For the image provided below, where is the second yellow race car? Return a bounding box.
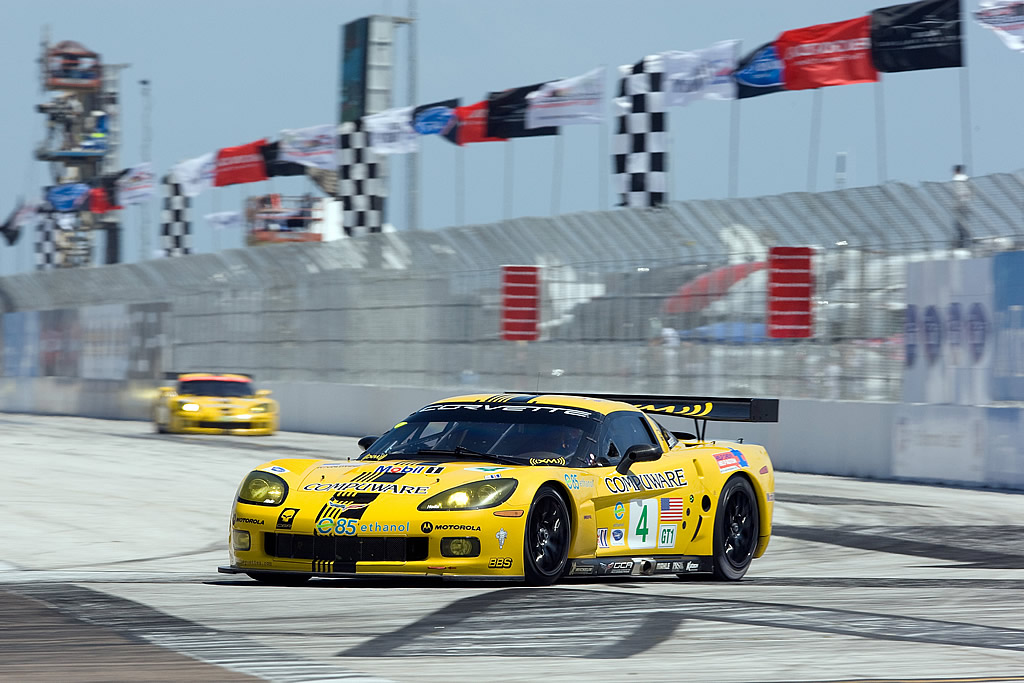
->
[153,372,279,436]
[220,391,777,585]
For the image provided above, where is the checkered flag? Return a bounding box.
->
[613,54,668,208]
[160,174,191,257]
[338,120,384,235]
[34,215,58,271]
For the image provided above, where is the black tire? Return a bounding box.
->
[523,486,570,586]
[153,410,168,434]
[711,476,759,581]
[245,572,311,586]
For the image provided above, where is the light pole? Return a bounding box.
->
[139,78,151,260]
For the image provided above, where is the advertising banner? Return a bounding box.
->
[664,40,740,106]
[413,99,460,144]
[364,106,419,154]
[870,0,962,72]
[975,0,1024,51]
[115,162,156,206]
[777,16,878,90]
[903,258,992,405]
[734,42,785,99]
[46,183,90,212]
[525,67,604,128]
[455,101,506,144]
[171,152,216,198]
[487,84,559,138]
[279,124,338,171]
[214,140,268,187]
[501,265,541,341]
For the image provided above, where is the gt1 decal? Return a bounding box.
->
[374,464,445,475]
[604,468,688,493]
[488,557,513,569]
[496,528,508,549]
[302,482,430,494]
[658,523,676,548]
[597,528,609,548]
[614,502,625,520]
[714,448,749,474]
[628,499,658,549]
[421,404,594,418]
[276,508,299,530]
[316,519,411,535]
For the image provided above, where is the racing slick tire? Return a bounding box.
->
[245,572,311,586]
[711,476,759,581]
[523,486,570,586]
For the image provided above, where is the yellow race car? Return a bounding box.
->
[153,372,278,436]
[220,392,776,585]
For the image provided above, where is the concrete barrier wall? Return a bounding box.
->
[7,376,1021,491]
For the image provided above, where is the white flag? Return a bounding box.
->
[279,124,338,170]
[204,211,243,230]
[363,106,419,154]
[116,162,156,206]
[664,40,740,107]
[975,1,1024,51]
[526,67,605,129]
[171,152,216,198]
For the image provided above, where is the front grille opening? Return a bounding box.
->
[265,533,427,563]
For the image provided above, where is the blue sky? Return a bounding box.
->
[1,0,1019,272]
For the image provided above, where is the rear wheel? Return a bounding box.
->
[152,409,168,434]
[245,572,311,586]
[523,486,570,586]
[712,476,759,581]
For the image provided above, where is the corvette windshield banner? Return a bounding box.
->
[487,83,559,138]
[115,162,156,206]
[734,42,786,99]
[664,40,740,106]
[777,15,878,90]
[870,0,962,72]
[525,67,605,128]
[214,140,268,187]
[364,106,419,154]
[975,1,1024,51]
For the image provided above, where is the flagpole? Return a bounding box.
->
[874,81,888,183]
[551,134,564,215]
[728,99,740,198]
[456,145,464,225]
[959,64,974,172]
[599,63,608,211]
[807,88,823,192]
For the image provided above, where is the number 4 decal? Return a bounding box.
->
[628,499,657,549]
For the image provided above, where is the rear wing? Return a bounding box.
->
[162,371,254,381]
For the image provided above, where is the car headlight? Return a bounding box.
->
[237,471,288,506]
[418,479,518,511]
[179,401,200,412]
[251,403,271,414]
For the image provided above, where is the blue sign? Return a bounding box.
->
[735,44,783,89]
[413,106,456,135]
[923,305,943,365]
[46,183,90,212]
[905,304,918,367]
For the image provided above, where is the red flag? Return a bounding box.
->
[777,16,878,91]
[455,101,506,145]
[214,139,269,187]
[88,187,120,213]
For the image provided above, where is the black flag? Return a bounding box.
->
[486,84,559,139]
[870,0,963,73]
[1,200,25,246]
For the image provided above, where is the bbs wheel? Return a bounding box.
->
[245,572,310,586]
[712,476,759,581]
[524,486,570,586]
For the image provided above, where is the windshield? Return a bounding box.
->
[177,380,255,398]
[362,403,602,467]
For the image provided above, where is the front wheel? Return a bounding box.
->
[523,486,570,586]
[245,572,311,586]
[712,476,759,581]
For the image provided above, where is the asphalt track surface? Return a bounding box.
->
[1,414,1023,683]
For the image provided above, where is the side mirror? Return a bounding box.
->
[256,389,272,397]
[615,444,663,475]
[357,435,379,451]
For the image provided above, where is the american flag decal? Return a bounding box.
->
[659,497,684,522]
